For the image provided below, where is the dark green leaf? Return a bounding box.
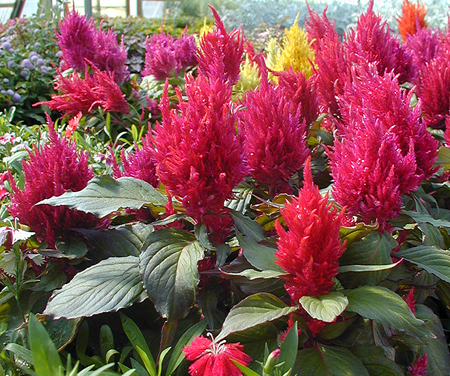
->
[351,345,403,376]
[344,286,427,338]
[339,224,377,246]
[402,210,450,229]
[44,256,145,319]
[216,293,297,341]
[38,176,167,217]
[100,325,114,361]
[278,322,298,374]
[435,146,450,171]
[231,211,264,242]
[395,245,450,283]
[44,317,81,351]
[338,260,401,273]
[299,292,348,323]
[139,228,205,319]
[55,238,88,259]
[294,345,369,376]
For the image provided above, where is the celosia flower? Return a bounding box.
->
[56,10,96,72]
[265,38,281,71]
[37,68,129,116]
[183,335,251,376]
[65,111,82,138]
[405,286,416,314]
[273,14,316,79]
[338,65,438,180]
[153,75,245,226]
[397,0,427,42]
[404,27,441,73]
[234,55,261,96]
[305,5,339,52]
[197,6,244,85]
[241,72,309,194]
[408,354,428,376]
[330,113,420,229]
[113,132,158,188]
[275,157,346,300]
[8,117,106,248]
[416,49,450,128]
[142,29,197,80]
[345,0,415,84]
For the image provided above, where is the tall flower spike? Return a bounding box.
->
[275,157,346,301]
[197,6,244,85]
[183,335,252,376]
[8,117,106,248]
[404,27,441,74]
[397,0,427,42]
[338,65,438,181]
[305,5,339,53]
[330,113,420,229]
[154,75,246,226]
[241,70,309,194]
[345,0,415,84]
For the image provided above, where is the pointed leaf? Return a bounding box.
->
[435,146,450,171]
[278,321,298,374]
[139,228,205,319]
[38,176,167,217]
[216,293,297,341]
[344,286,427,338]
[231,211,264,242]
[338,260,402,273]
[402,210,450,229]
[299,292,348,323]
[44,256,145,319]
[351,345,404,376]
[395,245,450,283]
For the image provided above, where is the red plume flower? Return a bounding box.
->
[8,117,106,248]
[404,27,441,73]
[197,6,244,85]
[183,335,252,376]
[275,157,346,301]
[397,0,428,42]
[241,72,309,194]
[154,75,245,227]
[305,5,339,53]
[408,354,428,376]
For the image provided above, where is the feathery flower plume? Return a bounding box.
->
[154,75,245,226]
[234,55,261,96]
[37,68,129,116]
[273,14,316,79]
[338,65,438,180]
[275,157,346,300]
[305,5,339,52]
[330,113,420,229]
[197,6,244,85]
[241,71,309,194]
[404,27,441,73]
[56,10,96,72]
[408,354,428,376]
[397,0,427,42]
[183,335,252,376]
[142,29,197,80]
[345,0,415,84]
[8,117,106,248]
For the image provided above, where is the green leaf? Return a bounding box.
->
[402,210,450,229]
[221,268,285,280]
[236,232,284,273]
[395,245,450,283]
[37,176,167,217]
[344,286,427,338]
[435,146,450,171]
[5,343,34,365]
[44,256,145,319]
[338,260,402,273]
[294,345,369,376]
[78,223,154,260]
[120,313,156,376]
[231,211,265,242]
[299,292,349,323]
[28,313,63,376]
[225,184,254,214]
[55,238,88,259]
[231,360,260,376]
[339,223,377,246]
[100,325,114,361]
[216,293,298,341]
[139,228,205,319]
[351,345,403,376]
[166,320,207,376]
[278,321,298,374]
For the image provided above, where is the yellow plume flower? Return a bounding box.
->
[234,55,261,99]
[265,38,281,71]
[273,14,316,78]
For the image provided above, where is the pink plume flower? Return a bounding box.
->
[305,5,339,52]
[408,354,428,376]
[405,27,441,73]
[142,29,197,80]
[275,157,346,301]
[8,117,106,248]
[183,335,251,376]
[241,73,309,194]
[344,1,415,84]
[330,112,420,229]
[154,75,245,226]
[338,65,438,181]
[197,6,244,85]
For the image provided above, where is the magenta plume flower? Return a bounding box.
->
[275,157,346,300]
[183,335,252,376]
[142,29,197,80]
[330,113,420,229]
[241,73,309,194]
[344,0,415,84]
[405,27,441,73]
[8,117,106,248]
[338,66,438,180]
[197,6,244,85]
[154,74,245,226]
[305,5,339,52]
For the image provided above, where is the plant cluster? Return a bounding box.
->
[2,1,450,375]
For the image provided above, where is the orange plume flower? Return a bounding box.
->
[397,0,427,42]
